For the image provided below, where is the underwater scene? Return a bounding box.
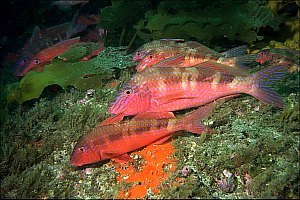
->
[0,0,299,199]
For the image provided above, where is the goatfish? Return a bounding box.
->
[15,37,80,76]
[135,43,255,72]
[133,39,247,62]
[133,39,250,69]
[108,63,287,121]
[70,103,214,167]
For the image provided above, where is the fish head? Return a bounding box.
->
[70,138,102,167]
[135,52,165,71]
[14,58,28,76]
[133,49,147,62]
[108,81,152,116]
[14,57,41,76]
[256,50,272,64]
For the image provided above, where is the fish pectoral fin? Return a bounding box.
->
[98,113,125,126]
[133,112,175,119]
[111,153,133,163]
[156,93,198,105]
[153,136,173,145]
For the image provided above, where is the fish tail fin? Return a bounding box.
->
[221,45,248,58]
[178,103,215,134]
[250,65,287,108]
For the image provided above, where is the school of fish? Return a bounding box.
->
[70,39,296,167]
[13,2,105,77]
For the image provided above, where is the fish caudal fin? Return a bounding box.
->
[251,65,287,108]
[178,103,215,134]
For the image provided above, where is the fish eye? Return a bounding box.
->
[34,59,40,64]
[79,147,84,152]
[149,54,153,59]
[260,52,265,56]
[124,89,132,95]
[137,52,140,56]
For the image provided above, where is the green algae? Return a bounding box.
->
[57,46,87,62]
[134,1,284,45]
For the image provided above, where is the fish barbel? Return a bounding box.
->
[109,63,287,117]
[70,103,214,166]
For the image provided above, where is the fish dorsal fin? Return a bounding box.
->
[195,61,250,76]
[185,41,219,54]
[26,26,43,54]
[29,26,41,45]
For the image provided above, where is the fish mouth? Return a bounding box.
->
[70,154,82,167]
[14,62,26,76]
[108,103,123,115]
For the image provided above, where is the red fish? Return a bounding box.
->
[70,103,214,166]
[135,49,255,72]
[15,37,80,76]
[135,42,253,72]
[14,23,74,76]
[133,39,249,66]
[108,64,286,119]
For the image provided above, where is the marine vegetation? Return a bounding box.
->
[6,45,135,104]
[99,0,290,50]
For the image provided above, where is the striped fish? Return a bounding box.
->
[133,39,251,72]
[70,103,214,166]
[108,64,287,118]
[135,43,253,72]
